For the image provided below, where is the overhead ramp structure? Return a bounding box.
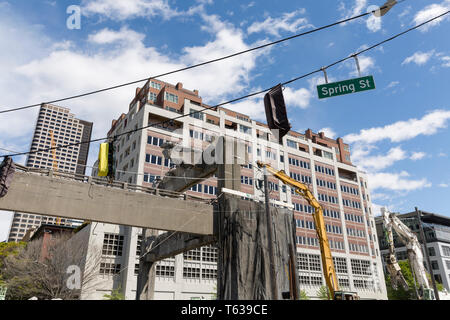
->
[0,167,214,235]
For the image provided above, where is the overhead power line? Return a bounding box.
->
[1,8,448,160]
[0,1,408,115]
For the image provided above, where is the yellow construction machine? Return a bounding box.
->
[257,161,359,300]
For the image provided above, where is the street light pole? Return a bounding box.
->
[415,207,440,300]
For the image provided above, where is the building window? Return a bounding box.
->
[201,268,217,280]
[431,260,439,270]
[165,92,178,103]
[239,125,251,135]
[150,81,161,90]
[350,259,372,276]
[202,245,218,262]
[149,92,158,101]
[184,248,201,261]
[287,139,297,149]
[442,245,450,257]
[333,257,348,274]
[189,109,204,120]
[156,262,175,278]
[183,265,201,279]
[102,233,124,256]
[99,263,121,275]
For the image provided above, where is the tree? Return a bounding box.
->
[384,259,445,300]
[103,287,125,300]
[299,290,310,300]
[2,234,101,300]
[316,285,330,300]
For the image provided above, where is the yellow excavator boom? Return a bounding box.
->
[257,161,339,298]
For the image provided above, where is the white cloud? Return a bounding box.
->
[339,0,368,19]
[413,1,450,32]
[283,87,313,109]
[247,9,313,37]
[0,8,272,160]
[318,127,337,139]
[81,0,183,21]
[410,151,426,161]
[350,55,375,76]
[439,183,449,188]
[366,14,381,32]
[387,81,399,89]
[88,26,145,45]
[368,171,432,191]
[441,56,450,67]
[344,110,450,144]
[402,50,435,66]
[339,0,384,32]
[353,147,407,172]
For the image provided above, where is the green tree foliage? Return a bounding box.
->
[0,242,26,268]
[103,287,125,300]
[386,260,416,300]
[316,285,330,300]
[0,242,27,289]
[299,290,310,300]
[385,260,444,300]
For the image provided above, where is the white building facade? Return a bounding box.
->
[81,80,387,300]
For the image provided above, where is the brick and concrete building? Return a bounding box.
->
[375,210,450,292]
[81,80,387,300]
[7,103,93,242]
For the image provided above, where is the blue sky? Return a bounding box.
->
[0,0,450,241]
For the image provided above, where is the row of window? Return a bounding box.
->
[344,213,364,224]
[165,92,179,103]
[189,129,214,142]
[290,172,312,184]
[190,183,218,195]
[102,233,124,256]
[189,109,204,120]
[350,259,372,276]
[293,203,315,214]
[297,253,322,271]
[147,135,166,147]
[296,219,315,230]
[241,176,254,186]
[315,165,335,176]
[326,224,343,235]
[288,157,311,169]
[183,246,218,263]
[143,174,160,184]
[318,193,339,204]
[342,198,362,209]
[100,263,121,275]
[341,185,359,196]
[329,240,345,251]
[324,209,340,219]
[349,243,369,254]
[296,236,319,247]
[145,153,175,168]
[183,266,217,280]
[347,227,366,239]
[317,179,336,190]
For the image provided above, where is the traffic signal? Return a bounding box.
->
[98,143,109,177]
[264,84,292,144]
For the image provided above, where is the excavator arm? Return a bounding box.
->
[257,161,358,300]
[382,209,410,291]
[381,207,435,300]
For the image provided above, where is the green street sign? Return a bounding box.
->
[317,75,376,99]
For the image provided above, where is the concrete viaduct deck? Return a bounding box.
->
[0,169,214,235]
